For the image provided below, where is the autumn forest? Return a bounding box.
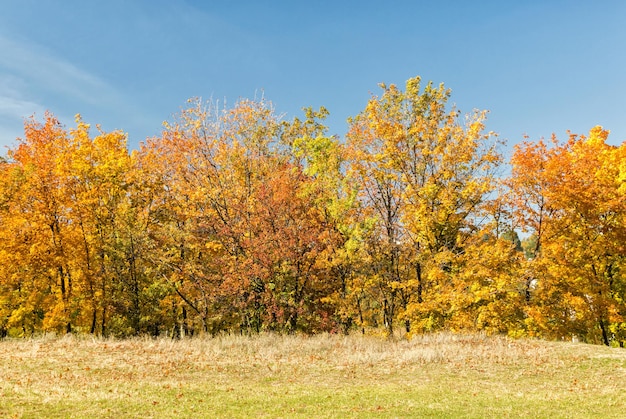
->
[1,77,624,346]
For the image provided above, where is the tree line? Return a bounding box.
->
[1,77,624,345]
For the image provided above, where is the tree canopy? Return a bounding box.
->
[1,77,624,346]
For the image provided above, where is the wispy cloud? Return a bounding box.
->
[0,75,45,117]
[0,35,135,148]
[0,121,23,150]
[0,74,43,147]
[0,94,44,121]
[0,36,119,106]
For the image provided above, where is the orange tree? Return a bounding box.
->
[508,127,626,345]
[137,99,345,334]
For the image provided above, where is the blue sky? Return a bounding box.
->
[1,0,625,154]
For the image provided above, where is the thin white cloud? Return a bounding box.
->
[0,123,23,150]
[0,95,43,120]
[0,36,119,106]
[0,35,138,149]
[0,74,40,148]
[0,75,45,119]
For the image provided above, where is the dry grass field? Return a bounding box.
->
[1,332,625,418]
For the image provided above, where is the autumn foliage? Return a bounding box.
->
[1,78,624,345]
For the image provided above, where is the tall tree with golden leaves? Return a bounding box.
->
[346,77,502,336]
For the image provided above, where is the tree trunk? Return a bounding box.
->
[383,296,394,337]
[90,309,97,335]
[599,318,610,346]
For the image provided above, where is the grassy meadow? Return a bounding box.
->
[1,332,625,418]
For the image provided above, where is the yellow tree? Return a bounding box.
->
[446,209,527,336]
[288,108,363,333]
[0,114,77,334]
[62,117,155,336]
[346,77,502,336]
[0,113,158,337]
[346,84,407,335]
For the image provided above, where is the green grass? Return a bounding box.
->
[1,333,625,418]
